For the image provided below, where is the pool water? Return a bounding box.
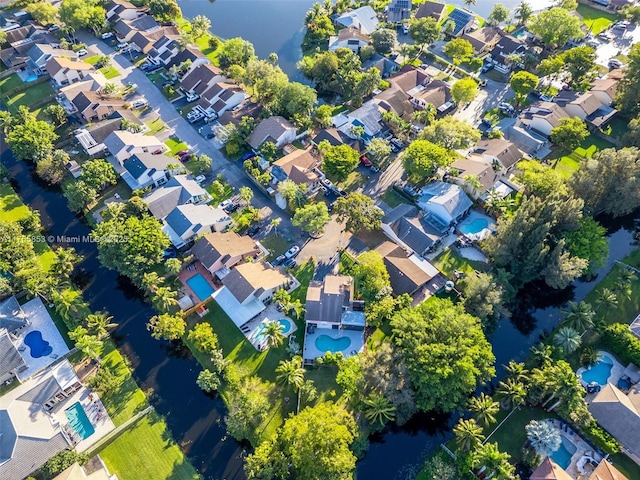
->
[24,330,52,358]
[315,334,351,353]
[256,319,292,342]
[65,402,95,439]
[459,218,489,235]
[551,436,577,470]
[186,273,215,301]
[25,74,38,82]
[581,355,614,385]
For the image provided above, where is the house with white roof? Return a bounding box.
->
[143,175,211,219]
[103,131,164,163]
[163,204,232,248]
[416,181,472,232]
[335,99,384,140]
[247,116,297,150]
[328,27,371,53]
[335,6,380,35]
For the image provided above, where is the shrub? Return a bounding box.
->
[41,450,88,477]
[602,323,640,366]
[581,422,621,454]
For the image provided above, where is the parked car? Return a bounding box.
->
[194,175,206,184]
[370,165,380,173]
[247,224,261,237]
[176,150,189,158]
[481,118,493,128]
[609,58,623,69]
[402,24,409,34]
[77,49,88,57]
[116,42,129,50]
[131,98,147,109]
[48,25,61,32]
[187,110,204,123]
[481,63,494,73]
[283,258,296,269]
[162,246,177,259]
[360,155,372,167]
[272,255,286,266]
[223,203,239,213]
[186,92,199,102]
[284,245,300,259]
[101,32,114,40]
[322,178,333,188]
[598,31,613,41]
[179,153,191,162]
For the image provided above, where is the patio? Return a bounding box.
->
[541,419,604,478]
[15,297,70,381]
[178,261,219,305]
[242,305,298,350]
[303,327,364,361]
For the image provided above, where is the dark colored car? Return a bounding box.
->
[247,224,261,237]
[272,255,286,266]
[176,150,189,157]
[283,258,296,269]
[162,246,177,259]
[223,203,239,213]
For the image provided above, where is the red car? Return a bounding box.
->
[176,150,189,158]
[360,155,372,167]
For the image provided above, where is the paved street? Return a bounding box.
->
[594,24,640,68]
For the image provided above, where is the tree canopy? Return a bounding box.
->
[148,0,181,22]
[443,38,474,66]
[334,192,383,232]
[409,17,441,49]
[371,29,397,54]
[451,77,479,105]
[4,106,57,161]
[550,117,589,151]
[529,7,584,49]
[420,116,481,150]
[292,202,331,236]
[510,71,539,105]
[391,298,495,412]
[219,37,257,68]
[59,0,106,34]
[321,142,359,180]
[354,250,390,302]
[402,139,451,181]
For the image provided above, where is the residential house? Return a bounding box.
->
[529,458,574,480]
[520,102,570,137]
[214,262,293,328]
[0,296,29,335]
[247,116,297,150]
[503,123,548,157]
[374,86,414,120]
[335,6,380,35]
[146,35,180,65]
[0,329,27,385]
[180,63,225,96]
[335,99,384,140]
[129,26,180,54]
[471,137,525,173]
[443,8,475,37]
[312,127,358,148]
[192,231,262,278]
[389,65,430,94]
[113,15,159,42]
[271,148,321,193]
[386,0,412,23]
[361,53,400,78]
[376,241,445,298]
[487,35,527,73]
[588,383,640,460]
[588,460,629,480]
[416,181,472,231]
[74,115,143,156]
[0,26,55,69]
[105,0,140,22]
[196,80,246,118]
[382,204,443,256]
[328,27,371,53]
[27,44,78,74]
[143,175,211,219]
[71,91,127,123]
[121,152,177,190]
[163,204,232,248]
[103,131,164,163]
[414,1,446,22]
[45,57,93,87]
[217,102,263,128]
[461,27,503,54]
[449,157,497,198]
[53,460,118,480]
[166,47,208,70]
[388,66,452,112]
[58,74,109,113]
[554,91,617,130]
[303,275,366,361]
[590,78,619,106]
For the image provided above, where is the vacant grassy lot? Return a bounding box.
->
[577,4,618,35]
[100,412,201,480]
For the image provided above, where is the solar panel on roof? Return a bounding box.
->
[447,9,472,34]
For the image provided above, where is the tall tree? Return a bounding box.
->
[526,420,562,457]
[371,29,397,54]
[219,37,257,68]
[562,46,597,85]
[147,313,186,341]
[51,247,81,279]
[149,0,181,22]
[320,142,359,180]
[472,443,515,480]
[468,392,500,427]
[488,4,511,26]
[361,392,396,426]
[402,139,450,181]
[515,1,534,25]
[292,202,331,236]
[442,38,474,66]
[334,192,383,232]
[262,320,286,349]
[5,106,57,161]
[26,2,58,25]
[36,150,69,185]
[551,117,589,151]
[276,356,305,390]
[451,77,479,105]
[453,418,484,452]
[408,17,441,54]
[554,326,582,355]
[420,116,480,150]
[191,15,212,38]
[391,298,495,412]
[354,250,391,302]
[564,217,608,275]
[510,71,539,106]
[86,311,117,339]
[562,301,595,332]
[529,7,584,49]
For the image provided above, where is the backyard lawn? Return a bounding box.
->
[0,184,31,222]
[205,181,234,205]
[99,412,201,480]
[381,187,411,209]
[432,248,489,277]
[552,135,616,177]
[144,118,167,136]
[260,233,291,261]
[577,4,618,35]
[4,82,55,112]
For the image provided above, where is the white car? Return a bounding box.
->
[284,245,300,259]
[77,49,88,57]
[402,25,409,34]
[116,42,129,50]
[131,98,147,108]
[101,32,114,40]
[194,175,206,184]
[186,92,200,102]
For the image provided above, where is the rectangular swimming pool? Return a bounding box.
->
[186,273,215,301]
[65,402,95,440]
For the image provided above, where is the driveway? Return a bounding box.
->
[594,25,639,68]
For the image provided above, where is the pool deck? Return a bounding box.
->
[15,297,70,381]
[457,210,496,241]
[242,304,297,350]
[303,328,364,361]
[178,262,219,304]
[577,350,625,388]
[542,419,604,478]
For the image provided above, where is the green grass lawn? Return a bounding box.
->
[432,248,489,277]
[144,118,167,136]
[0,73,23,94]
[577,4,618,35]
[553,153,581,179]
[381,187,411,208]
[205,181,233,205]
[165,137,189,156]
[260,234,291,261]
[99,411,201,480]
[99,65,120,79]
[5,82,55,112]
[574,134,615,159]
[602,115,629,140]
[0,184,31,221]
[84,55,101,65]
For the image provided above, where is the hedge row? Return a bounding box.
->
[602,323,640,366]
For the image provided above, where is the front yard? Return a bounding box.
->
[576,4,618,35]
[99,65,121,79]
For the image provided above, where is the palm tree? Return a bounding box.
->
[472,442,515,480]
[497,378,526,410]
[362,392,396,426]
[525,420,561,457]
[239,186,253,206]
[288,299,305,319]
[554,327,582,355]
[562,301,595,332]
[53,289,88,322]
[141,271,163,292]
[152,286,178,312]
[540,363,583,411]
[453,418,484,452]
[614,279,633,300]
[530,342,553,367]
[463,0,477,7]
[620,267,638,285]
[168,64,181,81]
[462,174,482,196]
[270,218,281,236]
[595,288,618,312]
[262,320,285,349]
[504,361,528,383]
[86,311,117,339]
[75,334,103,362]
[273,289,291,309]
[468,393,499,428]
[51,247,81,279]
[275,356,305,390]
[580,346,601,368]
[514,1,534,25]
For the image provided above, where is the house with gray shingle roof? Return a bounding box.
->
[122,152,177,190]
[382,204,444,256]
[106,0,140,22]
[335,99,384,140]
[27,44,78,74]
[247,116,297,150]
[113,15,159,41]
[163,204,232,248]
[103,131,164,163]
[0,296,29,335]
[520,102,570,137]
[0,330,27,385]
[192,231,261,276]
[416,181,472,231]
[180,63,224,95]
[415,1,446,22]
[335,6,380,35]
[143,175,211,219]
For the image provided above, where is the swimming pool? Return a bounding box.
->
[551,436,577,470]
[459,218,489,235]
[24,74,38,82]
[65,402,95,440]
[255,319,293,342]
[315,334,351,354]
[186,273,215,301]
[24,330,53,358]
[581,355,614,385]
